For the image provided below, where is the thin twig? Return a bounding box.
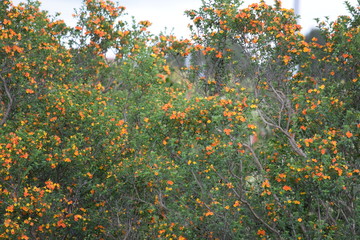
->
[243,143,264,172]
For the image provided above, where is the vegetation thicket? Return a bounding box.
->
[0,0,359,239]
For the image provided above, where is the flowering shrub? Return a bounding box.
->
[0,0,359,239]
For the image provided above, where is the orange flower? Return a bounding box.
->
[345,131,353,138]
[50,116,57,122]
[13,45,24,53]
[45,180,56,190]
[304,138,313,147]
[3,19,11,25]
[283,185,292,191]
[139,20,152,27]
[303,47,311,52]
[163,65,171,75]
[194,16,203,23]
[4,218,11,227]
[257,229,266,236]
[224,128,232,135]
[205,211,214,216]
[20,235,29,240]
[278,173,286,178]
[74,214,82,221]
[92,18,101,24]
[261,179,270,188]
[283,55,291,64]
[236,12,248,18]
[57,219,66,228]
[26,89,35,94]
[233,200,240,207]
[215,51,223,58]
[94,29,106,37]
[161,103,173,111]
[116,120,125,126]
[6,205,14,212]
[167,180,174,185]
[86,172,93,179]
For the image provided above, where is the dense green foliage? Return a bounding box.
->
[1,0,359,239]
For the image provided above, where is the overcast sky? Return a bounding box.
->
[12,0,358,37]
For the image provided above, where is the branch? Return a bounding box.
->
[257,108,307,158]
[191,169,206,195]
[213,169,283,239]
[241,198,283,240]
[0,75,13,126]
[243,143,264,172]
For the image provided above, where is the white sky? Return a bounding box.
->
[12,0,358,37]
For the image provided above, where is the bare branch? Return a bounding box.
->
[257,108,307,158]
[0,75,13,126]
[243,143,264,172]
